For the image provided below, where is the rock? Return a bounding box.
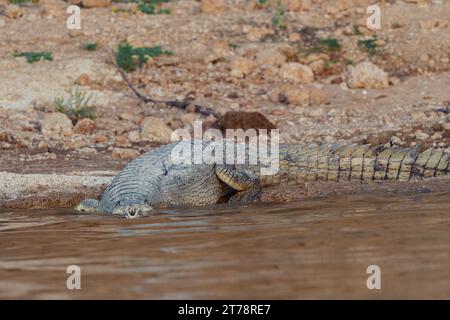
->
[432,123,443,132]
[75,73,90,86]
[214,111,276,134]
[128,130,141,143]
[411,111,428,122]
[40,0,68,16]
[115,136,131,148]
[0,18,5,29]
[141,117,173,143]
[230,57,257,78]
[4,5,23,19]
[367,131,396,146]
[308,59,326,75]
[442,122,450,131]
[346,61,389,89]
[200,0,224,13]
[211,40,230,56]
[74,118,96,135]
[282,0,311,11]
[388,77,400,86]
[81,0,112,8]
[390,136,404,146]
[431,132,442,140]
[245,26,274,42]
[256,48,287,67]
[94,134,108,143]
[419,19,448,30]
[78,147,98,154]
[279,63,314,84]
[283,86,310,106]
[415,131,429,140]
[41,113,73,137]
[112,148,140,160]
[119,112,134,121]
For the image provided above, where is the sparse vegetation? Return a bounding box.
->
[137,0,171,15]
[271,0,286,29]
[115,41,173,72]
[13,51,52,64]
[297,37,341,56]
[54,87,96,120]
[8,0,39,4]
[319,38,341,52]
[358,37,378,54]
[112,6,133,13]
[83,42,99,51]
[353,25,363,36]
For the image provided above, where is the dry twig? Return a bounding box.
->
[107,49,219,118]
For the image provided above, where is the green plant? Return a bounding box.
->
[257,0,268,4]
[319,38,341,51]
[13,51,52,64]
[358,37,378,54]
[116,41,173,72]
[137,0,171,15]
[297,37,341,56]
[272,0,286,29]
[8,0,39,4]
[112,6,133,13]
[83,42,99,51]
[353,25,363,36]
[54,87,96,120]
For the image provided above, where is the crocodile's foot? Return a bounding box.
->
[112,204,154,219]
[74,199,100,213]
[215,164,262,203]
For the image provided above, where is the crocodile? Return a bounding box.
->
[75,141,450,218]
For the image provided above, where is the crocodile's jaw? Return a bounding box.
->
[112,205,154,219]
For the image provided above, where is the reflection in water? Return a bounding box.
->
[0,192,449,299]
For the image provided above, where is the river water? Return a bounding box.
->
[0,191,449,299]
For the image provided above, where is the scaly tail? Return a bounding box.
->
[256,144,449,186]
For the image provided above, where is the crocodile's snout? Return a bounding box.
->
[112,205,154,219]
[125,206,139,219]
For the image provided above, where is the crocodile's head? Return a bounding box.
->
[112,205,154,219]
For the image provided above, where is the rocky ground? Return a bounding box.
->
[0,0,449,208]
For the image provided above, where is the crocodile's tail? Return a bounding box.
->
[257,144,449,186]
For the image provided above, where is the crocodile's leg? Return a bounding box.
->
[74,199,100,213]
[215,164,262,203]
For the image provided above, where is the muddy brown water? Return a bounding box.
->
[0,191,449,299]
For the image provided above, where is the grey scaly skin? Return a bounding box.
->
[75,141,450,218]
